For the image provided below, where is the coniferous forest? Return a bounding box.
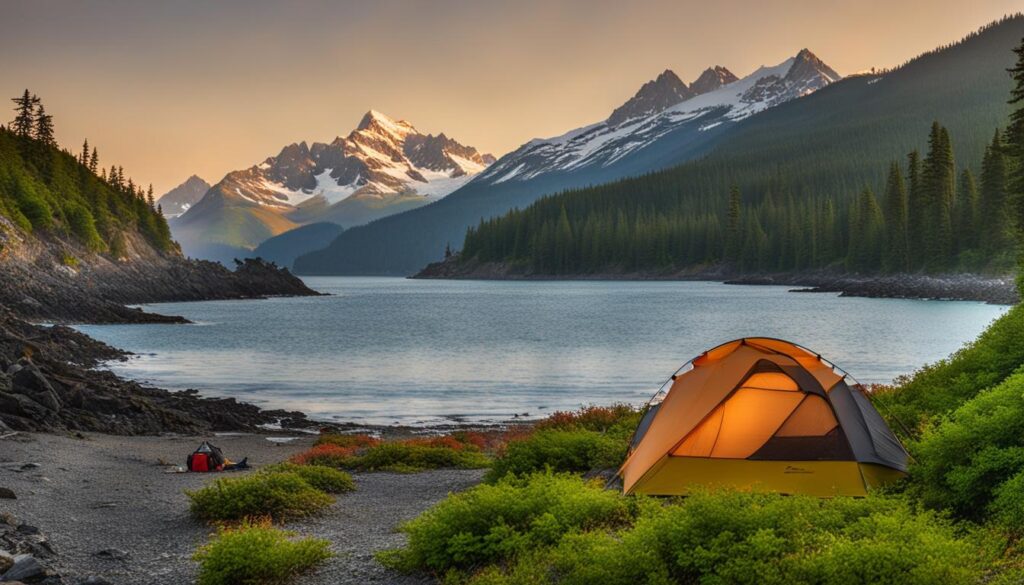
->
[459,28,1024,278]
[0,90,174,256]
[461,119,1015,276]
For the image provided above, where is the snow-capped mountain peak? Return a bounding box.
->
[475,50,840,186]
[607,69,694,127]
[690,66,739,95]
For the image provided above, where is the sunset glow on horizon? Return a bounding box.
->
[1,0,1018,194]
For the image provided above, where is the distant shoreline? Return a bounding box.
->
[412,258,1018,305]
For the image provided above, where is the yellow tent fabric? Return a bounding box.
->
[619,338,909,497]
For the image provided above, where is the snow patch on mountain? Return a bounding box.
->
[475,50,839,186]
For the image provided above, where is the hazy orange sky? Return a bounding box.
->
[1,0,1019,194]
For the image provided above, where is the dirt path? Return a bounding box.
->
[0,432,481,584]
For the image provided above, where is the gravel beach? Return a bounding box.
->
[0,432,483,584]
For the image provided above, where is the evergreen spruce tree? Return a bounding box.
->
[146,184,155,208]
[921,122,955,271]
[89,147,99,173]
[81,139,90,166]
[33,101,55,146]
[724,186,741,263]
[9,90,36,137]
[1006,35,1024,289]
[882,161,909,271]
[979,130,1009,255]
[847,188,884,272]
[955,168,978,253]
[906,150,923,267]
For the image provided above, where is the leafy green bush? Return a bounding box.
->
[63,203,103,250]
[260,463,356,494]
[485,429,626,482]
[194,519,331,585]
[910,369,1024,522]
[403,483,987,585]
[342,441,490,472]
[378,472,635,574]
[874,304,1024,433]
[186,471,333,523]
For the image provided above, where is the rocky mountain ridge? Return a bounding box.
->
[171,110,494,261]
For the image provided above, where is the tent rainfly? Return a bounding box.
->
[619,338,909,497]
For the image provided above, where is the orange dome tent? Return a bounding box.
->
[619,338,908,497]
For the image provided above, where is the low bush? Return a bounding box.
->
[186,471,333,523]
[378,472,635,575]
[485,429,626,482]
[260,463,356,494]
[386,475,991,585]
[536,404,640,434]
[290,443,359,467]
[194,519,331,585]
[911,369,1024,523]
[292,431,492,472]
[343,441,491,472]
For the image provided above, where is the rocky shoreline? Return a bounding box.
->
[414,256,1018,305]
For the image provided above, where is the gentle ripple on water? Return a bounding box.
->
[74,277,1008,426]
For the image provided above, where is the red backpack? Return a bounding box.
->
[187,441,226,472]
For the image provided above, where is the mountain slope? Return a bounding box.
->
[172,110,492,261]
[294,50,841,275]
[435,15,1024,278]
[251,222,344,268]
[157,175,210,218]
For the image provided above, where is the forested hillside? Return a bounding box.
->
[0,91,173,257]
[454,16,1024,277]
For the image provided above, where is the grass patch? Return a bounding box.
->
[194,519,331,585]
[186,471,334,523]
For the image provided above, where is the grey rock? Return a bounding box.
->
[92,548,129,562]
[11,365,61,413]
[2,554,44,582]
[0,487,15,499]
[16,524,40,535]
[0,550,13,573]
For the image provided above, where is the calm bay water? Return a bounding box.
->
[76,277,1006,426]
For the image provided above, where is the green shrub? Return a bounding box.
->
[260,463,356,494]
[449,487,988,585]
[378,472,634,574]
[194,519,331,585]
[186,471,333,523]
[63,203,103,250]
[485,429,626,482]
[343,442,490,472]
[910,369,1024,521]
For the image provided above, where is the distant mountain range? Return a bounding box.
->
[156,175,210,218]
[293,49,842,274]
[168,110,493,263]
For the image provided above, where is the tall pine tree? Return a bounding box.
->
[724,186,742,263]
[9,90,36,137]
[979,130,1009,255]
[1006,35,1024,289]
[882,161,910,271]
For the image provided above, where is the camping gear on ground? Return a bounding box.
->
[619,338,909,497]
[187,441,226,472]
